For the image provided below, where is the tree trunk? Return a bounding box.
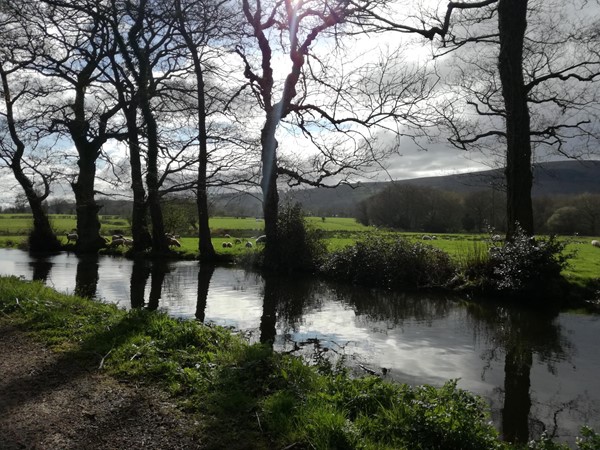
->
[197,184,215,261]
[1,62,60,253]
[174,0,216,261]
[195,73,216,260]
[28,196,61,253]
[140,96,168,254]
[498,0,534,238]
[72,151,105,253]
[126,107,152,253]
[261,117,280,269]
[12,166,60,252]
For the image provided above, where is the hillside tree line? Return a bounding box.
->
[356,184,600,236]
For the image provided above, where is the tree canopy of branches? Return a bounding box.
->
[2,0,598,260]
[429,0,600,237]
[352,0,600,238]
[0,4,61,251]
[234,0,436,267]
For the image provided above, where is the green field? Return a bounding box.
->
[0,214,130,236]
[0,214,597,283]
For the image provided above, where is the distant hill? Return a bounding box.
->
[387,160,600,197]
[213,160,600,217]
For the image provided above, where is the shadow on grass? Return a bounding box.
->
[0,277,273,449]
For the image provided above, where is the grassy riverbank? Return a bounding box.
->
[1,214,598,284]
[1,277,599,449]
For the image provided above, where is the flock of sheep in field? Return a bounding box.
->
[65,230,600,250]
[65,232,182,248]
[220,233,266,249]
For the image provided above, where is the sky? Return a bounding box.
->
[0,0,599,208]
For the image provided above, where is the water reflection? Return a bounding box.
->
[29,258,53,283]
[259,275,313,345]
[466,303,570,443]
[339,285,454,325]
[195,264,215,322]
[130,259,150,308]
[147,260,171,311]
[74,255,100,299]
[0,248,598,445]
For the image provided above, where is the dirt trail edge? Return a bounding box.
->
[0,323,204,450]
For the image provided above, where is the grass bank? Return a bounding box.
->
[1,213,598,291]
[1,276,599,449]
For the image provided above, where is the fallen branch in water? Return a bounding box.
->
[358,364,378,376]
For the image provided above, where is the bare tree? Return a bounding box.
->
[171,0,256,261]
[108,0,189,254]
[0,6,61,251]
[389,0,600,238]
[235,0,434,268]
[12,0,128,253]
[105,47,153,252]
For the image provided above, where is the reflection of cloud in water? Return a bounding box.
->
[279,299,492,389]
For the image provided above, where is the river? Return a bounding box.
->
[0,247,598,445]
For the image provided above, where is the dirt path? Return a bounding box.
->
[0,323,205,450]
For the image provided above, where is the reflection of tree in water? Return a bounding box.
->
[129,259,173,311]
[74,255,99,298]
[333,284,454,326]
[146,260,170,311]
[259,274,327,346]
[29,258,53,283]
[130,258,151,309]
[466,302,571,444]
[195,264,215,323]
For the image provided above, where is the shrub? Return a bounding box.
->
[265,203,327,273]
[237,203,326,273]
[458,226,573,298]
[321,236,456,289]
[488,227,571,293]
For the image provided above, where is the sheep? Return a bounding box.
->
[592,240,600,248]
[256,235,267,244]
[245,241,253,248]
[491,234,504,242]
[421,235,432,241]
[224,233,231,238]
[110,238,127,248]
[66,232,78,243]
[167,236,181,247]
[235,238,242,245]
